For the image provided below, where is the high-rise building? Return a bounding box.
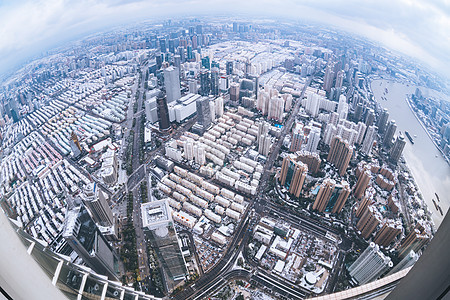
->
[354,169,371,199]
[257,88,270,115]
[398,223,430,258]
[335,70,344,88]
[361,125,377,155]
[387,251,419,275]
[330,182,351,214]
[209,99,216,121]
[168,39,175,53]
[62,205,119,280]
[183,138,194,161]
[355,188,373,218]
[337,95,349,120]
[196,96,211,130]
[377,108,389,133]
[389,135,406,164]
[101,150,118,185]
[257,121,272,156]
[290,122,304,152]
[383,120,397,149]
[365,109,375,127]
[373,220,402,247]
[312,179,350,213]
[145,96,158,123]
[304,126,321,153]
[313,179,335,212]
[159,38,167,53]
[141,200,188,290]
[196,24,203,34]
[226,61,233,75]
[82,182,114,227]
[305,92,320,117]
[164,66,181,103]
[200,68,210,96]
[354,103,364,122]
[348,242,392,284]
[173,55,181,71]
[268,96,285,122]
[229,82,240,103]
[210,67,219,96]
[295,150,322,175]
[215,96,224,118]
[327,136,353,176]
[193,143,206,165]
[188,79,198,94]
[157,94,171,131]
[279,155,308,198]
[323,65,335,93]
[357,205,382,239]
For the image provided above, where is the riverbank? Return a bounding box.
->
[370,79,449,229]
[405,95,450,165]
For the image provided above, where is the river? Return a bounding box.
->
[371,79,449,229]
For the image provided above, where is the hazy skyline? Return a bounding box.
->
[0,0,449,80]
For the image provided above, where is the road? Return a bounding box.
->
[172,77,315,299]
[255,76,313,212]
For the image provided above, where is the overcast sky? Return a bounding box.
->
[0,0,449,79]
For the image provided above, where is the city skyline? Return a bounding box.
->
[0,12,448,300]
[0,0,450,83]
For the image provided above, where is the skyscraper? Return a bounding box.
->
[355,190,374,218]
[389,135,406,164]
[348,242,392,284]
[157,94,171,131]
[226,61,233,75]
[377,108,389,133]
[356,205,382,239]
[323,65,335,93]
[313,179,335,212]
[199,68,210,96]
[188,79,198,94]
[327,136,353,176]
[141,200,188,290]
[210,67,219,96]
[354,103,364,122]
[215,96,224,118]
[159,38,167,53]
[164,66,181,103]
[365,109,375,127]
[82,182,114,227]
[383,120,397,149]
[196,96,211,130]
[330,182,351,214]
[229,82,240,103]
[290,122,304,152]
[279,154,308,198]
[62,205,119,280]
[397,223,431,258]
[387,251,419,275]
[267,96,285,122]
[312,179,350,213]
[335,70,344,89]
[373,220,402,247]
[305,92,320,117]
[361,125,377,155]
[354,169,371,199]
[304,126,321,153]
[295,150,322,175]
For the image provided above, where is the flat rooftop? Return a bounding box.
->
[141,200,171,229]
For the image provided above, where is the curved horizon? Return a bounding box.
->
[0,0,450,85]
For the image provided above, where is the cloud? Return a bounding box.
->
[0,0,449,79]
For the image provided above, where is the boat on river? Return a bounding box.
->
[405,131,414,144]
